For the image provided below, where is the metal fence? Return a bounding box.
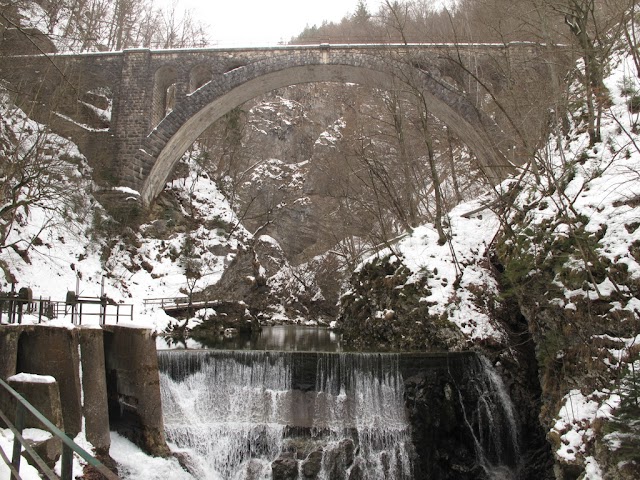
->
[0,295,133,326]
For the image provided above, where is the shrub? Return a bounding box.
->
[628,95,640,113]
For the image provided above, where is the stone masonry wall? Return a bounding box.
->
[1,44,546,201]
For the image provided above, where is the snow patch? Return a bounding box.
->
[8,373,56,384]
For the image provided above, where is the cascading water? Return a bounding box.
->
[158,350,413,480]
[458,355,521,479]
[310,353,413,478]
[159,351,291,479]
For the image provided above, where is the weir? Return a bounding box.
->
[157,350,520,480]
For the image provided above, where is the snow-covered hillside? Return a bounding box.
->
[337,48,640,478]
[3,4,640,476]
[511,52,640,479]
[0,90,252,333]
[337,198,506,350]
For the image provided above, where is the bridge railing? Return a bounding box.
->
[0,377,119,480]
[143,297,189,309]
[144,297,223,315]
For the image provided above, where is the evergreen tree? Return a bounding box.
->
[353,0,371,23]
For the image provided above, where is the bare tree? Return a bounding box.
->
[0,105,87,258]
[153,0,211,49]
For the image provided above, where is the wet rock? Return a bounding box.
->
[171,450,202,478]
[245,459,267,480]
[283,437,317,460]
[380,451,390,475]
[404,370,478,479]
[339,439,355,467]
[272,453,299,480]
[301,449,323,478]
[323,440,355,480]
[348,458,365,480]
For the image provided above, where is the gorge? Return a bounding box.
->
[1,1,640,479]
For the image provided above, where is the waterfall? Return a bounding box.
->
[459,355,521,479]
[158,351,413,479]
[159,351,292,479]
[311,354,413,478]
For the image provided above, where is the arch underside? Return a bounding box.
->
[140,58,513,205]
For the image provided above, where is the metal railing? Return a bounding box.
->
[143,296,220,314]
[63,295,134,326]
[143,296,190,309]
[0,377,118,480]
[0,296,133,326]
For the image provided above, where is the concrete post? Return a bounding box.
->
[0,326,25,430]
[0,326,22,380]
[102,325,170,457]
[78,326,111,454]
[15,326,83,437]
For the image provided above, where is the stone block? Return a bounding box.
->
[6,373,64,428]
[7,373,64,467]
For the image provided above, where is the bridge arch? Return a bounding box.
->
[138,49,514,205]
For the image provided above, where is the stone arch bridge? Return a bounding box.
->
[0,43,544,206]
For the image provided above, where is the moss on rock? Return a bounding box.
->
[338,255,463,351]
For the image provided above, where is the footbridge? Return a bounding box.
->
[0,43,546,205]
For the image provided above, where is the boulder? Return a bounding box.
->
[272,453,299,480]
[301,449,323,478]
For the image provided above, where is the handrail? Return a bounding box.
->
[0,377,119,480]
[0,408,57,479]
[143,297,222,312]
[143,296,189,306]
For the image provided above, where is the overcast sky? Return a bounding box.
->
[161,0,385,46]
